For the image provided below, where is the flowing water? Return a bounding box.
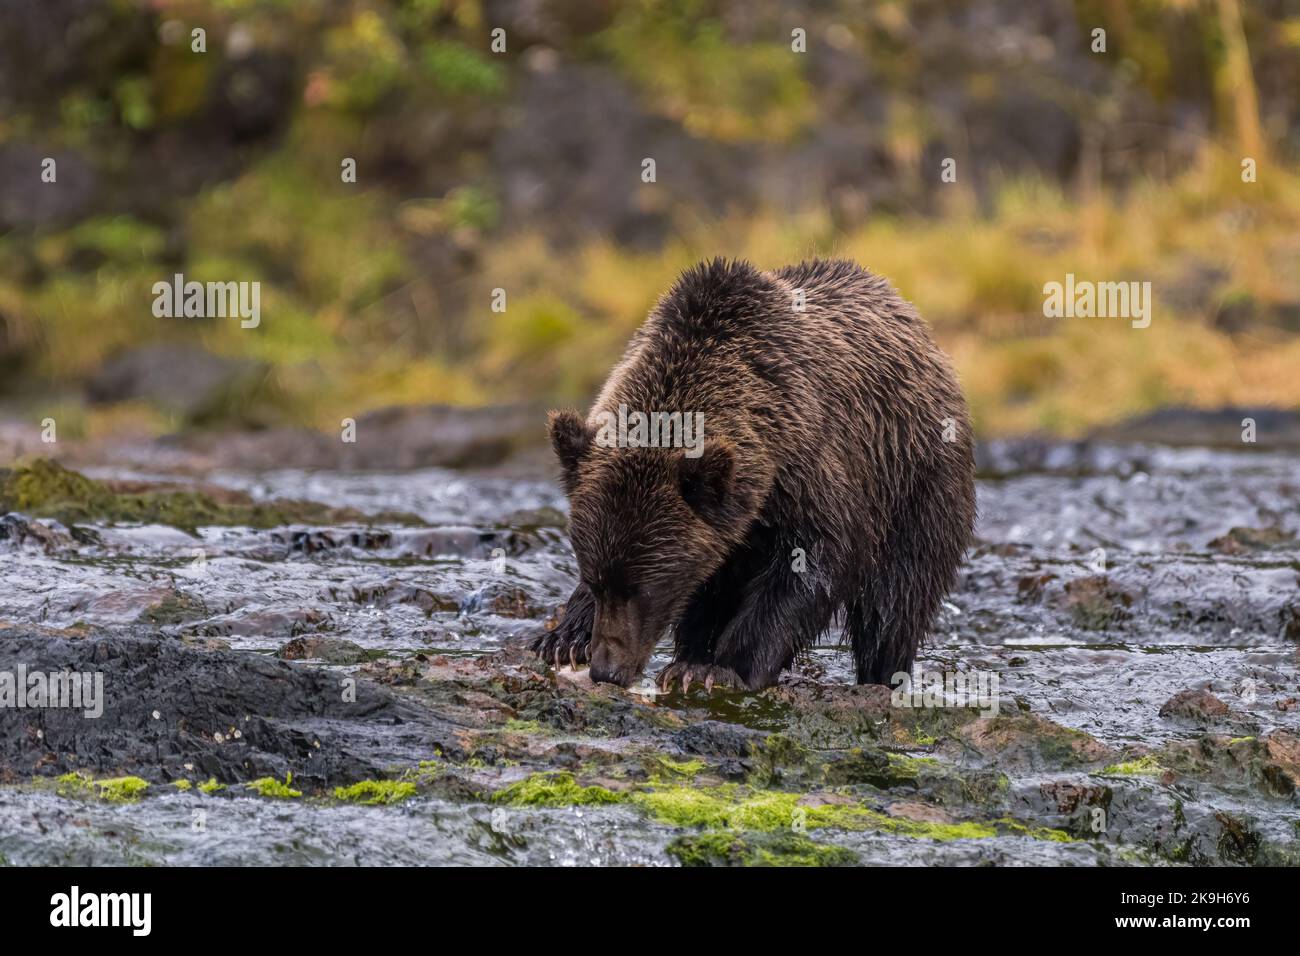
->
[1,440,1297,866]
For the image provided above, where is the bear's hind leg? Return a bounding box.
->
[704,567,832,691]
[851,476,972,685]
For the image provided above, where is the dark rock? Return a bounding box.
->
[1208,526,1296,555]
[277,636,369,665]
[1158,688,1230,721]
[0,632,453,788]
[0,512,72,551]
[1091,406,1300,450]
[85,343,266,418]
[0,145,99,229]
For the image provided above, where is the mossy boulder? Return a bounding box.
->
[0,458,423,533]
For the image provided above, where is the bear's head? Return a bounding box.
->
[548,408,767,686]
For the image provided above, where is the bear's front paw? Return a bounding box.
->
[656,661,744,694]
[529,627,590,670]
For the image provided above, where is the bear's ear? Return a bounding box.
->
[548,409,592,491]
[679,440,735,522]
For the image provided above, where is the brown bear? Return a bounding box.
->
[531,258,975,691]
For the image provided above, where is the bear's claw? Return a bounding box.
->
[656,661,744,693]
[529,629,590,670]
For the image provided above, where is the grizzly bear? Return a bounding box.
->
[531,258,975,691]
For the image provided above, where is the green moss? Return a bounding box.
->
[171,779,193,791]
[198,777,226,794]
[493,772,626,808]
[245,774,301,799]
[1098,755,1164,777]
[420,40,506,96]
[651,756,708,779]
[994,817,1074,842]
[633,787,807,830]
[856,809,997,841]
[630,785,993,840]
[53,772,95,798]
[885,753,941,780]
[501,719,547,735]
[405,760,443,783]
[0,458,423,533]
[333,780,418,805]
[2,459,113,515]
[667,831,857,867]
[53,772,149,802]
[95,776,150,802]
[746,733,813,786]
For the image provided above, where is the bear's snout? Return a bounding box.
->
[589,600,652,687]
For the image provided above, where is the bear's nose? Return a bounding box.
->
[589,661,628,686]
[589,644,635,687]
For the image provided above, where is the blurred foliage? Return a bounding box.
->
[0,0,1297,441]
[595,0,813,142]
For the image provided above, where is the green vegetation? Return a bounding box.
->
[492,772,626,808]
[3,0,1296,439]
[333,780,418,805]
[489,771,1068,845]
[666,831,857,867]
[1098,755,1165,777]
[54,772,150,803]
[245,774,302,799]
[0,458,423,532]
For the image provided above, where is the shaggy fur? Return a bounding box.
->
[531,258,976,690]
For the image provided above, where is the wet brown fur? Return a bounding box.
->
[531,258,976,690]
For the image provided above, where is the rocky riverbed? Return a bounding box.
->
[1,432,1298,866]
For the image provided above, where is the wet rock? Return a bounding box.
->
[976,437,1103,478]
[1038,781,1111,816]
[1261,731,1300,792]
[1285,607,1300,642]
[671,721,767,760]
[138,590,207,627]
[329,579,460,615]
[886,800,955,825]
[1208,526,1296,555]
[475,582,543,619]
[951,714,1115,772]
[1158,688,1231,721]
[56,585,181,626]
[0,512,73,551]
[1158,731,1300,797]
[277,636,369,666]
[188,606,331,640]
[1061,576,1134,630]
[0,632,459,788]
